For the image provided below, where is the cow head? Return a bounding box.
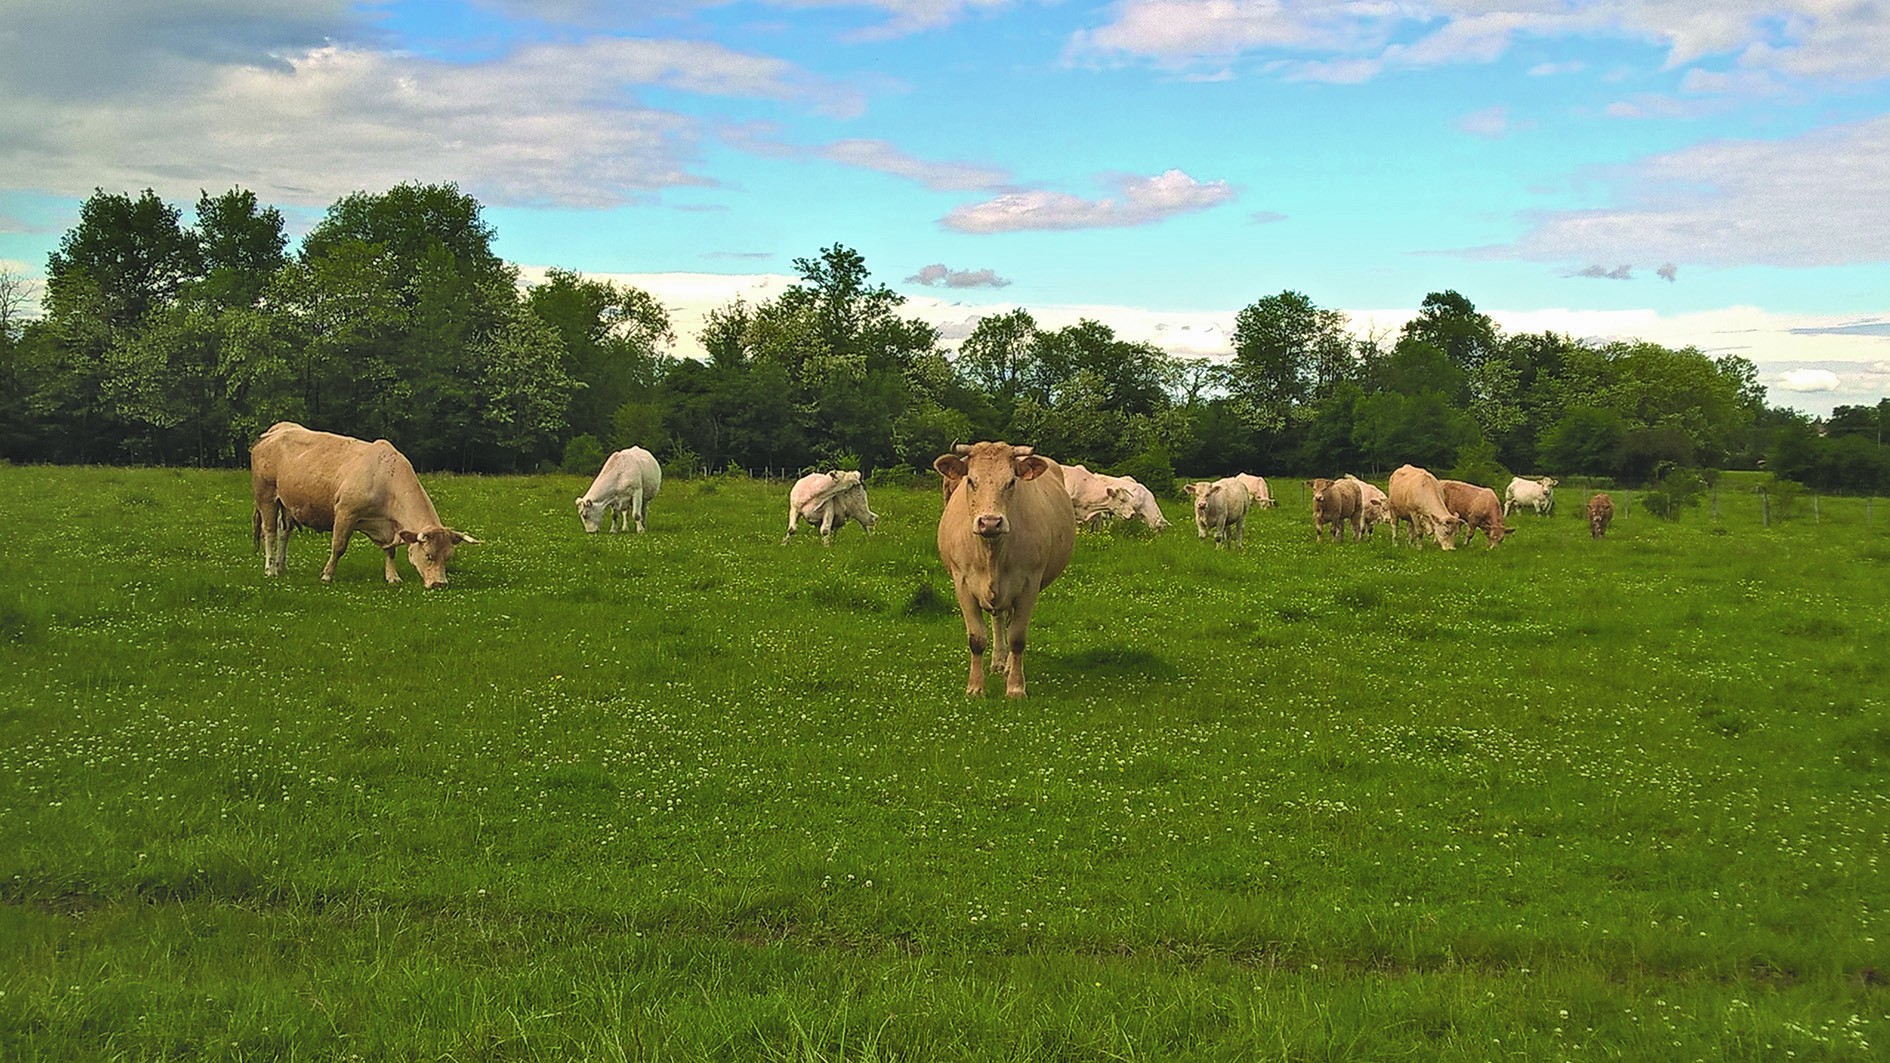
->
[934,442,1049,538]
[400,527,478,588]
[1429,513,1462,550]
[1190,483,1222,523]
[1102,485,1139,522]
[575,496,608,533]
[1309,478,1334,511]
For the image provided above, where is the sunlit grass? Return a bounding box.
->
[1,463,1886,1060]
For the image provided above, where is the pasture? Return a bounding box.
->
[1,463,1886,1061]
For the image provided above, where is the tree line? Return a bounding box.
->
[3,183,1887,494]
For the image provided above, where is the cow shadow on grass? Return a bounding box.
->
[1046,645,1179,681]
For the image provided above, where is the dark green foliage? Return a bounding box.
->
[9,187,1882,498]
[561,433,606,476]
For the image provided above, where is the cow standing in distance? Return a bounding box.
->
[784,470,878,545]
[1185,478,1253,547]
[934,442,1076,698]
[576,446,661,534]
[1588,492,1615,539]
[1232,473,1276,508]
[250,422,479,588]
[1439,479,1513,548]
[1309,476,1364,543]
[1387,464,1462,550]
[1342,476,1393,537]
[1504,476,1558,516]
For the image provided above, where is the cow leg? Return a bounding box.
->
[952,584,989,697]
[260,502,288,576]
[999,596,1039,698]
[783,504,801,544]
[381,543,402,583]
[321,517,355,584]
[819,504,837,546]
[632,486,647,533]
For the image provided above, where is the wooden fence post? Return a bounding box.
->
[1759,487,1769,528]
[1813,495,1820,523]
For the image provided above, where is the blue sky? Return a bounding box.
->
[3,0,1888,414]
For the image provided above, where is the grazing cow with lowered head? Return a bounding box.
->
[576,446,662,533]
[1440,479,1512,548]
[250,422,479,588]
[1387,464,1461,550]
[1185,478,1253,547]
[1588,492,1615,539]
[1062,463,1141,530]
[934,443,1076,698]
[1233,473,1276,508]
[1342,475,1393,537]
[1504,476,1557,516]
[1309,476,1364,543]
[784,470,878,545]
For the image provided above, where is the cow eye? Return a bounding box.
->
[966,477,979,489]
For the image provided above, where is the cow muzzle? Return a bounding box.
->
[975,514,1006,537]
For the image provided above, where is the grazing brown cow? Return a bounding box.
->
[1387,464,1461,550]
[1310,476,1364,542]
[250,422,478,588]
[934,443,1076,698]
[1588,492,1615,539]
[1439,479,1512,548]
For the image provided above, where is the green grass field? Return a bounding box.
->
[2,463,1886,1060]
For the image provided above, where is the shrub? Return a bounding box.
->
[560,434,606,476]
[1640,466,1707,520]
[1111,447,1178,497]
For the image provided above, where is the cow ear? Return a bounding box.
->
[934,455,967,479]
[398,530,421,544]
[1014,455,1049,481]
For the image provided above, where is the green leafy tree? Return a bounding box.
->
[188,188,287,311]
[526,268,673,446]
[46,189,201,329]
[1400,290,1499,378]
[1229,290,1351,429]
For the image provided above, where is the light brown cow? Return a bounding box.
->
[934,442,1076,698]
[1588,492,1615,539]
[1439,479,1512,548]
[1387,464,1461,550]
[1309,476,1363,543]
[250,422,478,588]
[1342,475,1392,537]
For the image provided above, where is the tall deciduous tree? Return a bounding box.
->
[46,189,201,330]
[1229,290,1351,429]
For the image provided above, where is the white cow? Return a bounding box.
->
[784,470,878,544]
[576,446,662,533]
[1503,476,1557,516]
[1232,473,1276,508]
[1342,475,1392,536]
[1062,464,1140,530]
[1185,478,1253,547]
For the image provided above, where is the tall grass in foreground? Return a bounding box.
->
[2,463,1885,1060]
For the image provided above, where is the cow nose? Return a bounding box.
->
[975,514,1004,536]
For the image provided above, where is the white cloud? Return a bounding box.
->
[1457,105,1532,138]
[1068,1,1890,86]
[906,264,1013,288]
[813,140,1012,191]
[941,169,1236,233]
[1493,113,1890,269]
[0,37,862,209]
[1780,369,1841,392]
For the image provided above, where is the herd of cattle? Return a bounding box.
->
[248,423,1616,696]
